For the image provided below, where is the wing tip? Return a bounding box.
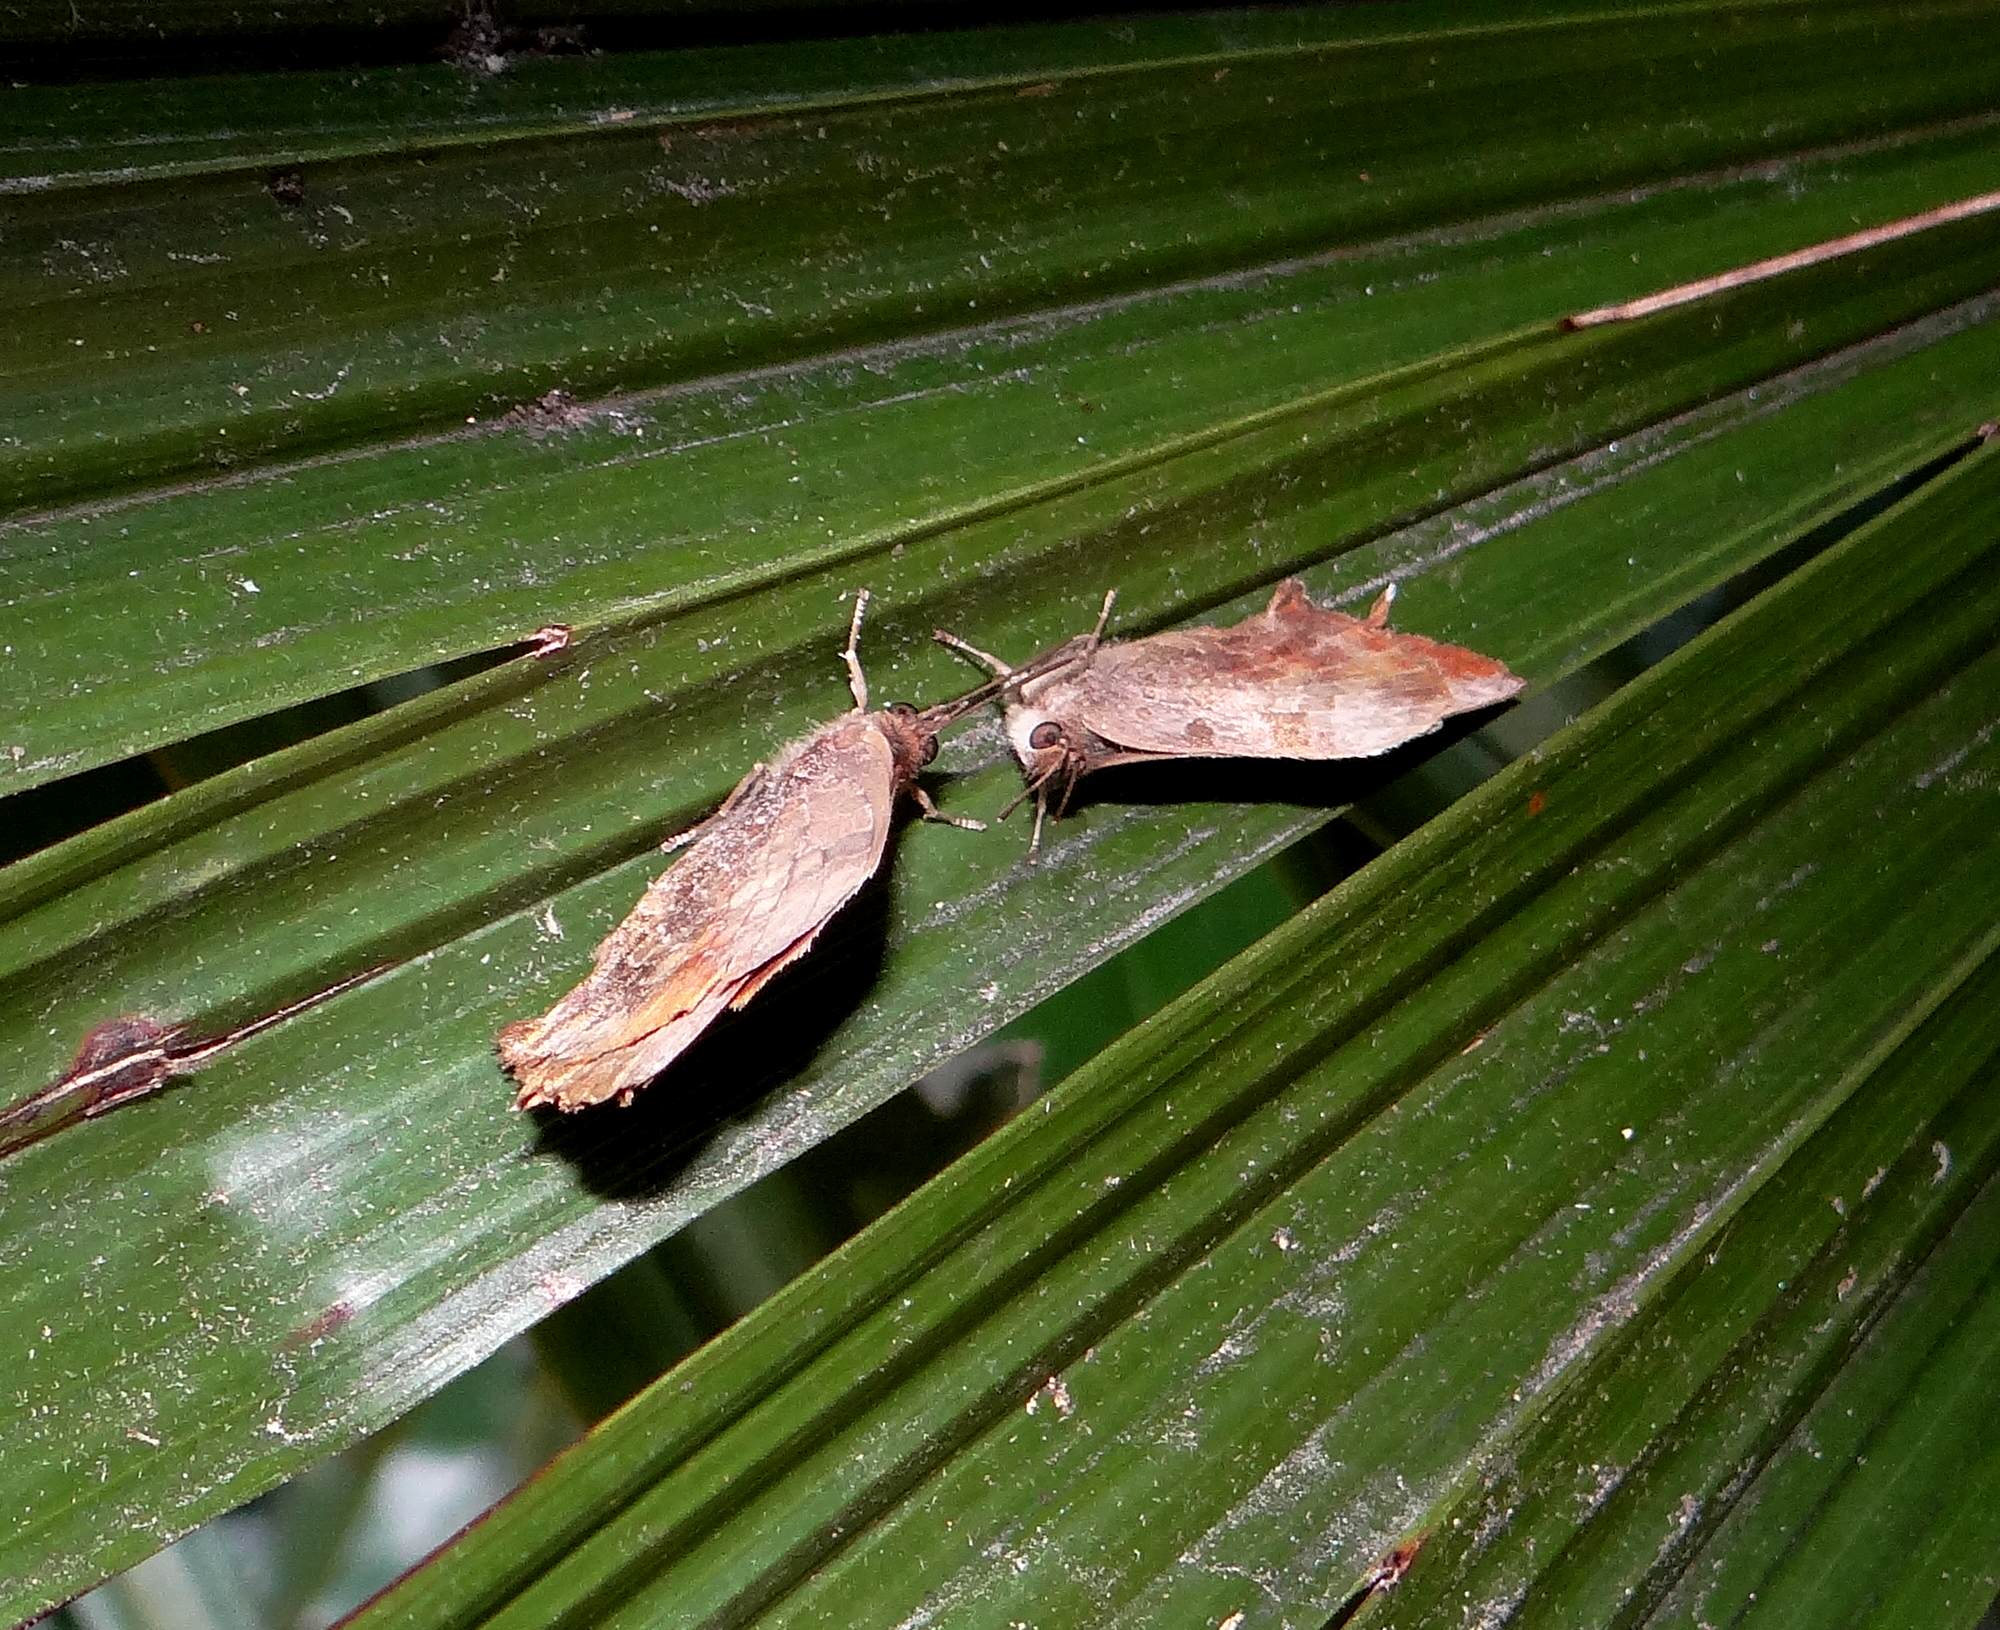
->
[1266,577,1314,617]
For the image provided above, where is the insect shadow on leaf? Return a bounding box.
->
[524,867,898,1196]
[936,577,1526,855]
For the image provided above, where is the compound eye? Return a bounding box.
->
[887,701,918,720]
[920,733,940,766]
[1029,721,1062,750]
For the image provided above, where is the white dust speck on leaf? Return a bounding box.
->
[1025,1374,1075,1418]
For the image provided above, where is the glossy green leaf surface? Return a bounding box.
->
[6,7,2000,1621]
[10,2,2000,783]
[2,3,1855,177]
[4,294,1994,1625]
[353,445,2000,1630]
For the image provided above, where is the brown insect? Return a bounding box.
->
[937,577,1525,851]
[498,592,1071,1113]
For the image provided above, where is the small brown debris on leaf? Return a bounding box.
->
[281,1300,356,1351]
[502,388,596,436]
[1368,1534,1424,1591]
[939,577,1523,850]
[56,1015,176,1098]
[1,967,386,1160]
[1528,789,1548,815]
[0,1016,182,1159]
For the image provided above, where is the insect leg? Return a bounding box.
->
[1048,753,1090,821]
[1027,792,1048,858]
[910,785,984,831]
[842,589,872,711]
[661,763,767,852]
[995,782,1035,823]
[996,752,1063,825]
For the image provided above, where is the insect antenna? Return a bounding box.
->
[1084,588,1117,652]
[912,670,1015,730]
[841,588,873,712]
[913,634,1097,729]
[930,628,1011,678]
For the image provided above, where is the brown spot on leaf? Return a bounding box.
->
[281,1300,356,1351]
[502,389,595,436]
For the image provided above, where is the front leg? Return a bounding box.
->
[910,785,984,831]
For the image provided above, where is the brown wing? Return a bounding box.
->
[1027,578,1523,761]
[498,715,897,1111]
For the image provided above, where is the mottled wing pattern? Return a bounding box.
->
[1032,578,1523,760]
[498,715,897,1111]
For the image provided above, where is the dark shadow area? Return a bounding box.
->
[0,754,170,871]
[0,644,523,869]
[1044,702,1515,827]
[7,0,1273,82]
[532,1032,1040,1421]
[1319,1581,1373,1630]
[524,855,896,1201]
[1605,427,1991,686]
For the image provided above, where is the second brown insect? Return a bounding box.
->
[938,578,1525,850]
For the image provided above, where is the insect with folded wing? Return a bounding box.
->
[938,577,1524,852]
[499,592,1080,1111]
